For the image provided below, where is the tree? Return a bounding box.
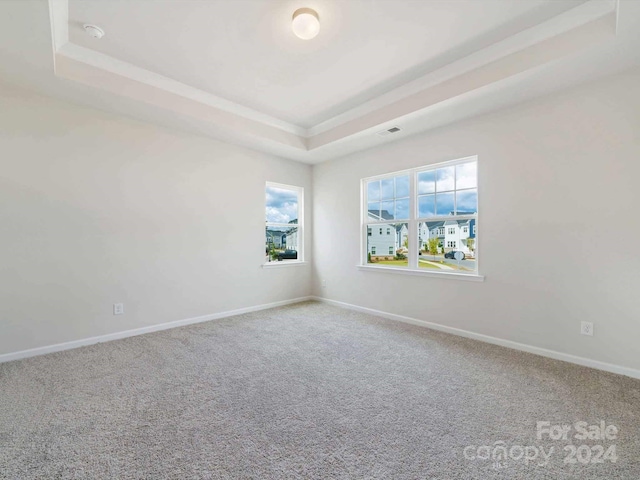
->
[428,238,439,259]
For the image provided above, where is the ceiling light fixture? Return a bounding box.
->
[292,8,320,40]
[83,24,105,39]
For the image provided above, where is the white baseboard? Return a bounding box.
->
[311,296,640,381]
[6,295,638,381]
[0,296,314,364]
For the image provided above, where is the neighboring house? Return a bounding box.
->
[369,213,477,258]
[367,210,396,258]
[267,219,299,251]
[467,218,477,253]
[284,219,299,250]
[418,222,428,247]
[266,230,284,248]
[421,221,445,252]
[285,227,298,250]
[419,220,476,253]
[443,218,476,254]
[419,210,477,254]
[396,223,408,251]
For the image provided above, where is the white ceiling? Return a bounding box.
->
[0,0,639,164]
[68,0,582,128]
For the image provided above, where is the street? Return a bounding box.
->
[419,254,476,270]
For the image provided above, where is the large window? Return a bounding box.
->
[265,182,303,263]
[362,156,478,275]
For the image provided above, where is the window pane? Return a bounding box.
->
[266,186,299,224]
[367,222,409,268]
[456,189,477,214]
[436,166,455,192]
[435,192,455,215]
[265,226,298,262]
[418,170,435,194]
[381,200,395,220]
[418,219,477,272]
[418,194,435,217]
[456,162,477,189]
[395,198,409,220]
[419,221,441,255]
[368,202,381,219]
[381,178,394,200]
[395,175,410,198]
[367,180,380,202]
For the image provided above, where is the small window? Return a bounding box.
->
[265,182,303,263]
[367,228,372,236]
[389,246,394,254]
[448,227,456,235]
[371,246,376,254]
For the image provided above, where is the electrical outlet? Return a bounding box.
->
[113,303,124,315]
[580,321,593,336]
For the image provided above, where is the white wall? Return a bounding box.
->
[3,68,640,372]
[312,68,640,373]
[0,84,312,355]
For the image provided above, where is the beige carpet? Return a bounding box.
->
[1,301,639,479]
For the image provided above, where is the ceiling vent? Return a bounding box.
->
[377,126,401,137]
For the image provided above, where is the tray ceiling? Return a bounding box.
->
[1,0,638,163]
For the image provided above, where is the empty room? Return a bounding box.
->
[1,0,640,478]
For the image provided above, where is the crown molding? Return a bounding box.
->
[308,12,616,151]
[306,0,617,137]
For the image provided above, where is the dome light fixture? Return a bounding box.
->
[292,8,320,40]
[83,24,105,39]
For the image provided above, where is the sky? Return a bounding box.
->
[266,186,299,224]
[368,161,477,219]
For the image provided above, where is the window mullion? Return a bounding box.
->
[453,163,457,214]
[362,179,367,264]
[408,171,418,269]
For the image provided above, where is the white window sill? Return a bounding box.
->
[262,261,308,269]
[357,265,485,282]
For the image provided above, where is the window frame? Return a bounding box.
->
[264,181,304,266]
[360,156,482,280]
